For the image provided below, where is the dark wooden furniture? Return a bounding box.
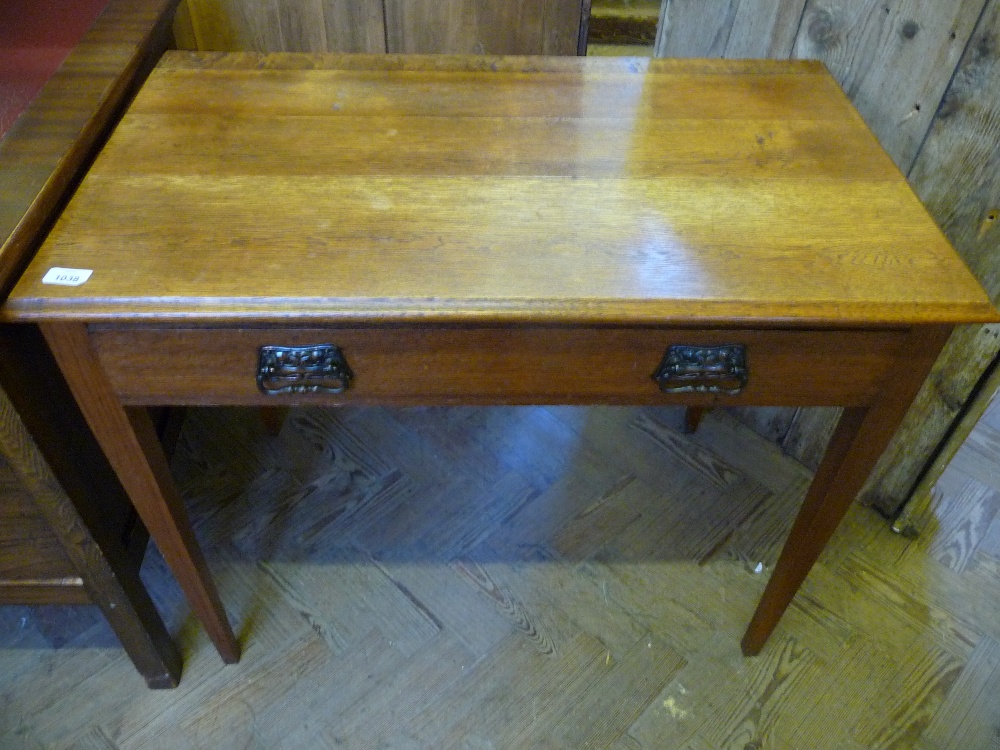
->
[0,0,182,687]
[4,53,995,666]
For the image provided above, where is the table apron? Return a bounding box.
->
[88,325,908,408]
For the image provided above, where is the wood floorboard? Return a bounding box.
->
[786,636,898,750]
[921,634,1000,750]
[855,637,965,750]
[5,402,1000,747]
[627,634,740,747]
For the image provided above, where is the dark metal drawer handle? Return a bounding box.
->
[652,344,748,395]
[257,344,353,395]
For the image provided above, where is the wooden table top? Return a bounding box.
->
[3,52,995,327]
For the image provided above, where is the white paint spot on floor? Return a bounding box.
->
[663,697,689,720]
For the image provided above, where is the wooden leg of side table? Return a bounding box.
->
[0,368,182,687]
[683,407,709,434]
[741,325,953,655]
[260,406,290,436]
[39,322,241,664]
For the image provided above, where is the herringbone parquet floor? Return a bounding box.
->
[3,403,1000,749]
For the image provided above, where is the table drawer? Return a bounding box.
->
[89,326,906,407]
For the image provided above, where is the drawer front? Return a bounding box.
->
[90,326,906,407]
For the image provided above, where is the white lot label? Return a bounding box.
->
[41,267,93,286]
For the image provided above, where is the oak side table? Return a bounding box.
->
[3,52,995,668]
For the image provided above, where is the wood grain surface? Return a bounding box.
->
[793,0,987,172]
[4,398,1000,745]
[726,0,809,57]
[89,325,908,408]
[6,52,995,670]
[655,0,808,59]
[655,0,1000,499]
[384,0,585,55]
[0,0,184,686]
[656,0,742,56]
[862,0,1000,514]
[0,0,180,300]
[742,325,951,654]
[40,322,241,665]
[0,358,181,685]
[178,0,585,55]
[178,0,387,53]
[0,458,79,593]
[3,53,994,328]
[656,0,987,172]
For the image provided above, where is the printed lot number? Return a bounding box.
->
[42,268,93,286]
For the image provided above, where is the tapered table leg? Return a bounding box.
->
[683,407,708,434]
[260,406,290,436]
[741,325,953,655]
[0,366,182,687]
[40,322,241,664]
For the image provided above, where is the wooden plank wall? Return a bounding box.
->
[657,0,1000,516]
[174,0,586,54]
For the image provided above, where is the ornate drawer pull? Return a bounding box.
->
[652,344,748,395]
[257,344,353,395]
